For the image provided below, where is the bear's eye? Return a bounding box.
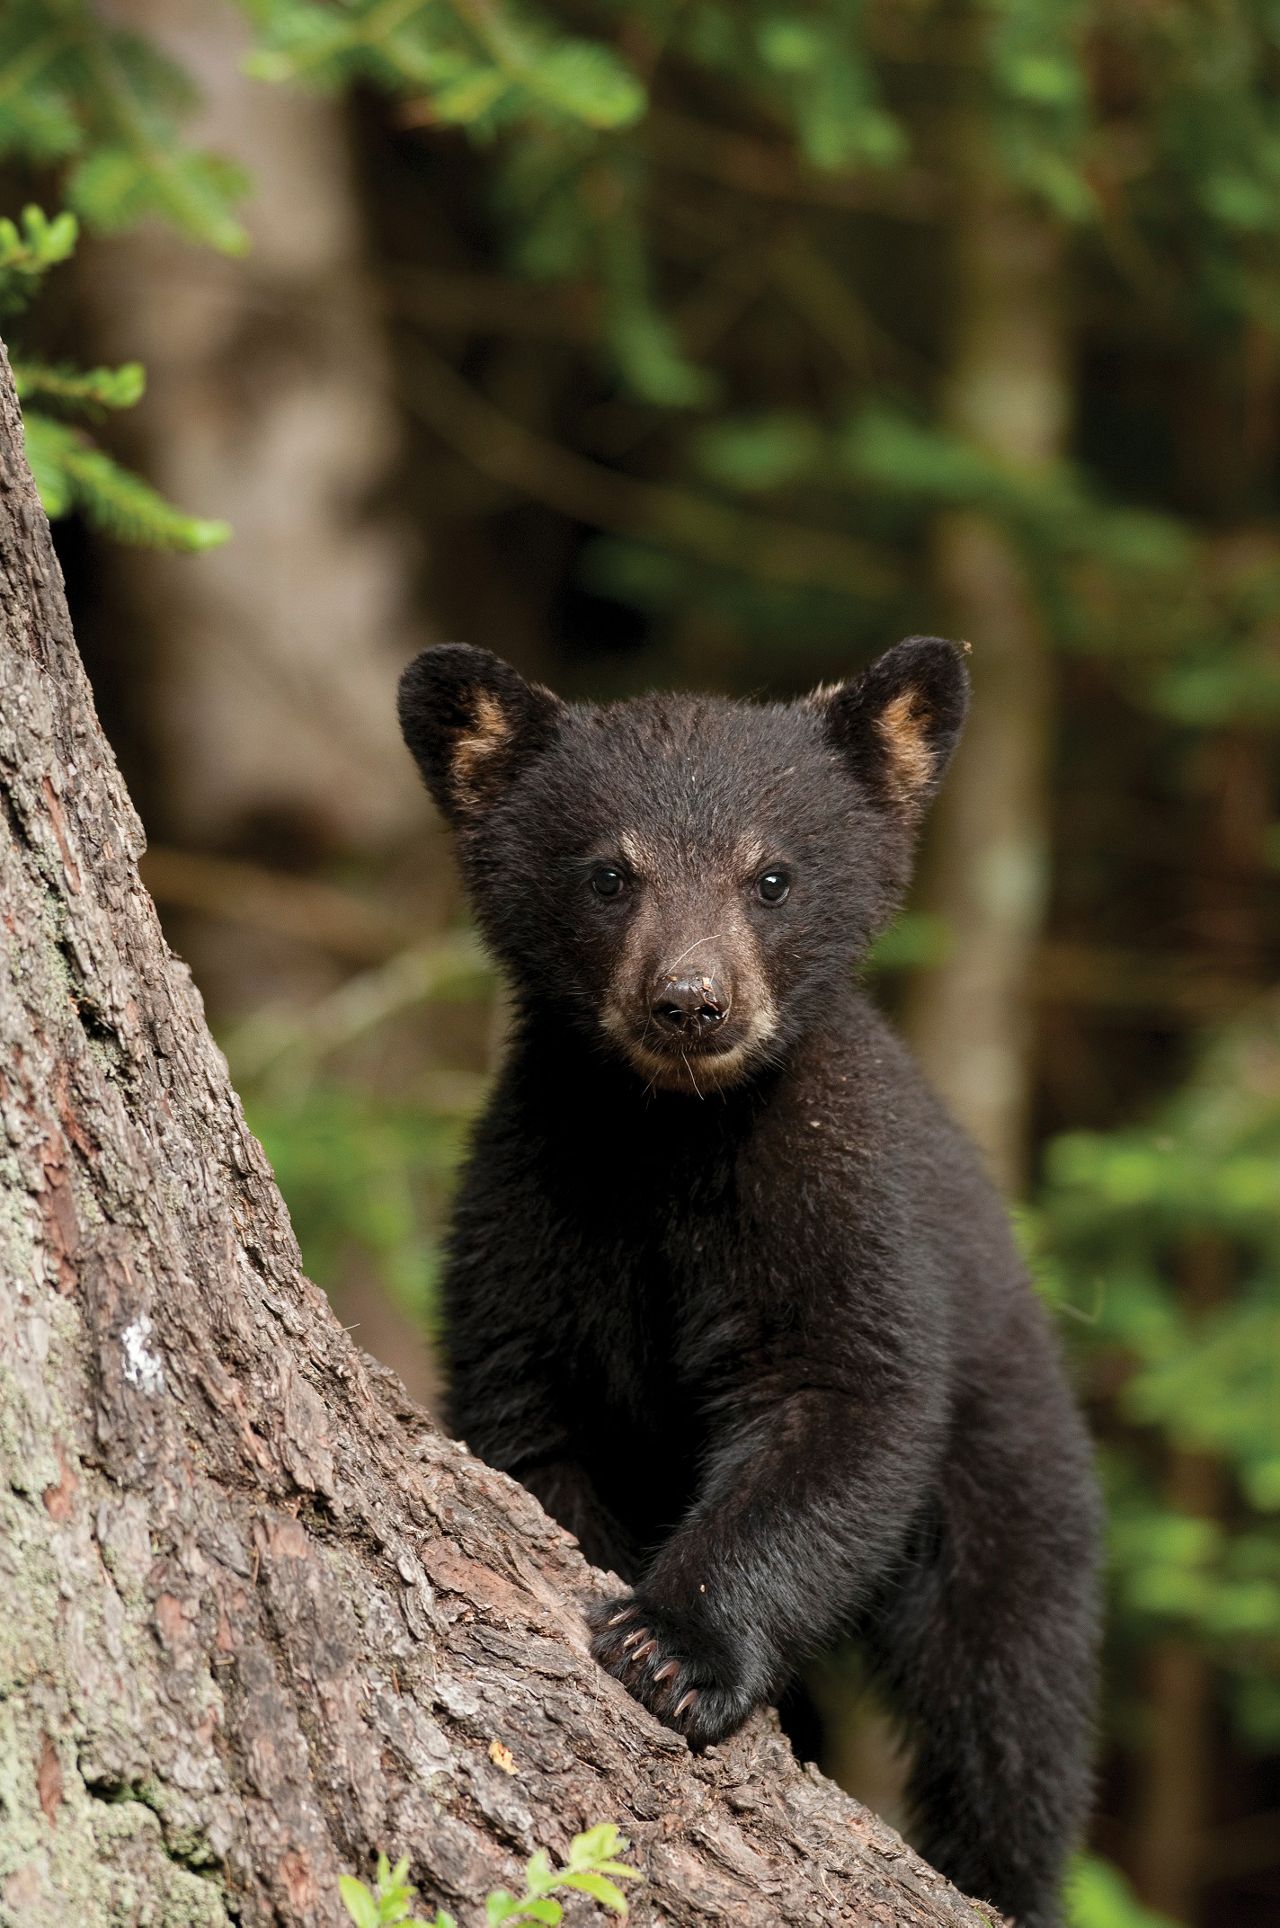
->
[757,868,791,905]
[590,865,626,899]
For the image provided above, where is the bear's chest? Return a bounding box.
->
[560,1176,762,1449]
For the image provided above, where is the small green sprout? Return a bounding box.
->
[340,1825,641,1928]
[340,1853,447,1928]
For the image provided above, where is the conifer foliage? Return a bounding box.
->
[0,0,252,546]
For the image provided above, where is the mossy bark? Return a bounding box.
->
[0,337,994,1928]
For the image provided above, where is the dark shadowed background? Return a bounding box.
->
[3,4,1278,1925]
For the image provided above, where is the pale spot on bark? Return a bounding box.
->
[122,1314,164,1394]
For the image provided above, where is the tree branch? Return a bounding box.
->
[399,345,893,597]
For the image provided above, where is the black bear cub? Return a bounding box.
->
[398,637,1100,1928]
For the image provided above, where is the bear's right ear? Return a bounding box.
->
[397,645,565,826]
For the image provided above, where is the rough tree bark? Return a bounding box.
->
[0,345,992,1925]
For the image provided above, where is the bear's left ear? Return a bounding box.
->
[812,636,969,822]
[398,644,566,826]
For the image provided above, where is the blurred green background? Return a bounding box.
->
[3,3,1278,1924]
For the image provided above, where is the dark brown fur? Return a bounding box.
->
[398,637,1101,1928]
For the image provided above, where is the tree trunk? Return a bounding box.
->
[69,0,462,1408]
[904,96,1065,1195]
[0,343,991,1925]
[78,0,426,861]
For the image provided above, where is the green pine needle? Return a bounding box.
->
[13,358,146,411]
[23,412,230,552]
[0,202,78,311]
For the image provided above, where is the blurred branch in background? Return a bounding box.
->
[3,1,1280,1924]
[400,343,893,595]
[222,931,488,1092]
[141,845,419,960]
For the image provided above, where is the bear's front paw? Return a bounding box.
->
[588,1594,756,1749]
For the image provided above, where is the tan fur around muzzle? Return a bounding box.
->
[600,871,779,1093]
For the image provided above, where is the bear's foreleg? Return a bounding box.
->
[590,1378,942,1749]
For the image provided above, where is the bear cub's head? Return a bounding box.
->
[398,639,968,1096]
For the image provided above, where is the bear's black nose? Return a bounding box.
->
[651,974,728,1036]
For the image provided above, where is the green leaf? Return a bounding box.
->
[1068,1855,1178,1928]
[692,413,824,493]
[558,1870,631,1913]
[1002,53,1083,109]
[568,1824,622,1867]
[432,67,510,125]
[523,1850,554,1896]
[1245,1459,1280,1509]
[609,305,713,409]
[339,1876,382,1928]
[1202,172,1278,232]
[532,42,644,129]
[757,20,824,74]
[1019,150,1095,223]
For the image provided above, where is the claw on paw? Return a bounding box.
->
[589,1592,753,1750]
